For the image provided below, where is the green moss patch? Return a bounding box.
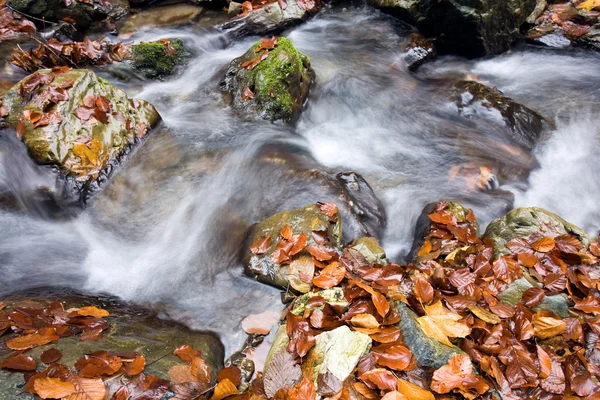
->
[132,38,186,79]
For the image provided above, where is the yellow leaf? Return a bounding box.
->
[576,0,600,10]
[69,306,109,318]
[63,377,106,400]
[350,313,380,329]
[532,313,566,339]
[211,378,239,400]
[467,305,501,324]
[397,379,435,400]
[34,378,75,399]
[417,302,471,347]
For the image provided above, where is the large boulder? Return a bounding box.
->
[6,0,129,30]
[221,0,320,36]
[483,207,591,258]
[0,290,224,399]
[221,37,314,122]
[0,68,160,206]
[369,0,537,57]
[450,80,547,150]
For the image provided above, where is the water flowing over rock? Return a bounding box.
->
[403,32,436,71]
[368,0,537,57]
[1,68,160,207]
[221,37,314,122]
[450,80,547,150]
[483,207,591,258]
[220,0,321,36]
[6,0,129,30]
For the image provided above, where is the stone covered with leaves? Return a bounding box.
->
[132,38,187,79]
[1,68,160,204]
[245,203,341,290]
[221,37,314,122]
[369,0,537,57]
[6,0,129,30]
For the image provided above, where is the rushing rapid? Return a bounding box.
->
[1,6,599,353]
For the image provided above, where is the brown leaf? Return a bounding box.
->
[280,224,293,240]
[40,348,63,364]
[414,276,433,304]
[218,366,242,387]
[532,311,566,339]
[530,236,556,253]
[522,287,545,308]
[63,376,106,400]
[123,354,145,376]
[250,236,271,255]
[430,354,471,394]
[416,302,471,347]
[256,36,278,52]
[428,211,457,226]
[317,202,339,220]
[75,351,123,378]
[16,116,26,137]
[112,386,130,400]
[211,378,239,400]
[174,345,202,363]
[574,295,600,315]
[135,122,149,138]
[34,111,63,128]
[0,354,37,371]
[288,377,317,400]
[241,50,269,70]
[6,327,60,350]
[306,246,334,262]
[23,109,42,123]
[33,377,75,399]
[95,96,111,113]
[288,256,315,293]
[242,87,255,102]
[536,345,553,379]
[191,356,212,383]
[169,365,197,384]
[350,314,379,329]
[359,368,397,391]
[313,261,345,289]
[372,342,415,371]
[396,379,434,400]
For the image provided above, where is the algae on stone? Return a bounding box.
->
[483,207,591,258]
[132,38,187,79]
[221,37,314,122]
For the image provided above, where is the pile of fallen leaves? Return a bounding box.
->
[10,37,132,73]
[527,0,600,43]
[0,2,35,40]
[244,201,600,400]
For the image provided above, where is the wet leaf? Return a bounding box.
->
[256,36,278,52]
[359,368,397,391]
[212,378,239,400]
[191,356,212,383]
[288,256,314,293]
[522,287,545,308]
[288,377,317,400]
[381,391,408,400]
[242,50,269,70]
[63,376,106,400]
[242,87,255,102]
[250,236,271,255]
[69,306,109,318]
[531,236,556,253]
[169,365,197,384]
[33,377,75,399]
[0,354,37,371]
[350,314,379,329]
[313,261,345,289]
[396,379,434,400]
[372,342,415,371]
[574,295,600,315]
[414,277,433,304]
[280,224,293,240]
[242,310,280,335]
[6,327,60,350]
[532,312,566,339]
[218,366,242,387]
[416,302,471,347]
[263,350,301,398]
[123,354,145,376]
[75,351,123,377]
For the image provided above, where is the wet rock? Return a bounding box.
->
[451,80,547,150]
[0,289,224,398]
[403,32,436,71]
[394,300,464,369]
[498,276,572,318]
[245,203,342,290]
[220,0,320,36]
[483,207,591,258]
[221,37,314,122]
[369,0,537,57]
[6,0,129,30]
[291,288,349,315]
[132,38,188,79]
[0,68,161,206]
[117,4,204,37]
[579,23,600,50]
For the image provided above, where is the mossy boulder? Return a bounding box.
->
[483,207,591,258]
[0,290,224,399]
[221,0,320,36]
[1,68,160,205]
[451,80,547,150]
[221,37,314,122]
[245,203,342,290]
[7,0,129,30]
[369,0,537,57]
[132,38,187,80]
[394,301,465,369]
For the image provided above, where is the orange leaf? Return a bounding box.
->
[359,368,397,391]
[250,236,271,255]
[312,261,345,289]
[531,236,556,253]
[381,391,408,400]
[280,224,293,240]
[33,378,75,399]
[288,377,316,400]
[211,378,239,400]
[414,277,433,304]
[396,379,435,400]
[123,354,145,376]
[350,313,379,329]
[6,327,59,350]
[68,306,109,318]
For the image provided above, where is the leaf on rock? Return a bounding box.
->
[174,345,202,363]
[372,342,415,371]
[358,368,397,391]
[416,302,471,347]
[69,306,109,318]
[168,365,197,384]
[263,350,301,398]
[313,261,345,289]
[396,379,435,400]
[63,376,106,400]
[218,366,242,387]
[0,354,37,371]
[33,377,75,399]
[522,287,545,308]
[191,356,212,383]
[350,313,379,329]
[6,327,60,350]
[242,50,269,70]
[250,236,271,255]
[211,378,239,400]
[40,348,63,364]
[288,256,315,293]
[124,354,145,376]
[242,87,255,102]
[530,236,556,253]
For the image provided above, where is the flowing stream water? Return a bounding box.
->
[1,5,600,354]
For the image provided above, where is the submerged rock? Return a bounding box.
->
[394,301,464,369]
[483,207,591,258]
[369,0,537,57]
[0,289,224,398]
[221,37,314,122]
[245,203,341,290]
[403,32,436,71]
[450,80,547,150]
[0,68,160,206]
[7,0,129,30]
[132,38,188,79]
[220,0,320,36]
[118,4,204,37]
